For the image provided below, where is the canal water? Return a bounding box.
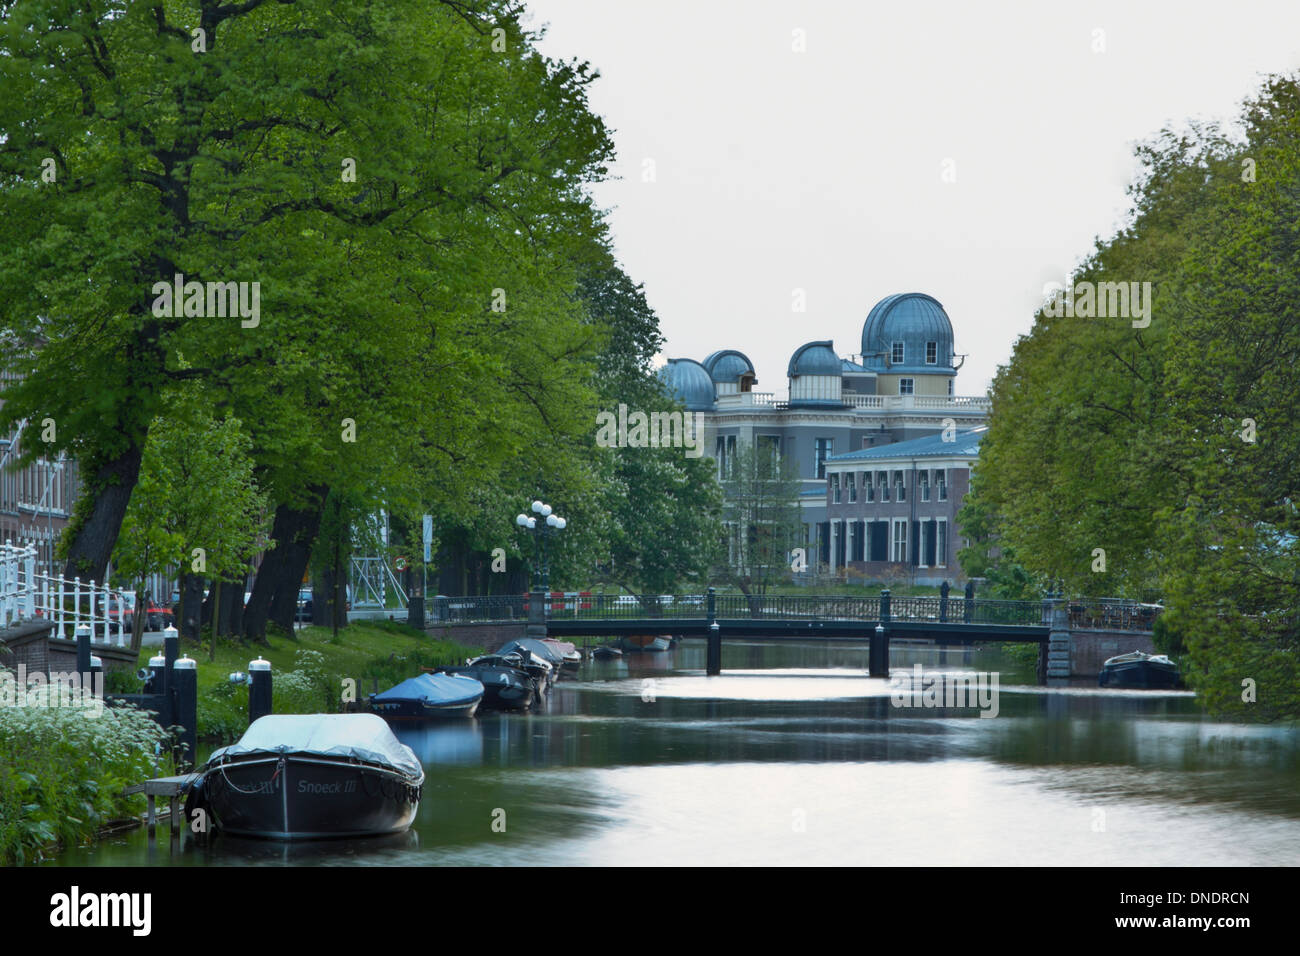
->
[45,640,1300,866]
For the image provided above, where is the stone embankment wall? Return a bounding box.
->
[1069,629,1157,677]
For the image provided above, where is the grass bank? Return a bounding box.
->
[133,620,479,741]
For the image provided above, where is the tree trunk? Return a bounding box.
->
[61,444,145,584]
[180,573,205,641]
[244,490,326,640]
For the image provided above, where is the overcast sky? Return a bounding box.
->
[526,0,1300,396]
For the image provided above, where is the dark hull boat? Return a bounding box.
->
[438,661,534,711]
[1098,650,1182,689]
[369,672,484,720]
[187,714,423,840]
[591,645,622,660]
[475,647,553,692]
[498,639,564,686]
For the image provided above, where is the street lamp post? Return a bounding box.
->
[516,501,567,640]
[515,500,568,592]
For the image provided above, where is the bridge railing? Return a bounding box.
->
[421,591,1158,631]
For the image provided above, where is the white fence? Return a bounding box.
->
[0,539,131,646]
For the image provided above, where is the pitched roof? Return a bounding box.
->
[827,426,985,463]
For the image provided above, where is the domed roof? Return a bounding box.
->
[702,349,756,385]
[787,341,842,378]
[656,358,716,410]
[860,293,955,373]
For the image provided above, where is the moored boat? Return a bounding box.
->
[498,638,565,685]
[478,649,552,691]
[186,714,424,840]
[541,638,582,672]
[1098,650,1181,689]
[620,634,673,652]
[369,672,484,720]
[437,658,535,711]
[591,645,623,660]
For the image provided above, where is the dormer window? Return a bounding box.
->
[891,342,904,365]
[926,341,938,364]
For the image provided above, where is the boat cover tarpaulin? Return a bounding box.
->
[500,638,564,665]
[372,673,483,705]
[209,714,422,778]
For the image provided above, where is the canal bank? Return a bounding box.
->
[39,638,1300,867]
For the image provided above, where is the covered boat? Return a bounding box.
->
[1098,650,1181,689]
[541,638,582,672]
[369,672,484,720]
[187,714,424,840]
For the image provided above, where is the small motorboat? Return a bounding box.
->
[186,714,424,840]
[1098,650,1182,689]
[591,645,622,660]
[499,639,565,685]
[369,672,484,720]
[486,645,555,690]
[438,658,535,711]
[620,634,673,652]
[541,638,582,672]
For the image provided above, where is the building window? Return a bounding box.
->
[879,470,890,502]
[947,378,954,396]
[814,438,833,479]
[892,518,908,563]
[847,473,857,503]
[936,470,947,501]
[891,342,904,365]
[899,378,914,395]
[936,520,947,568]
[757,435,781,478]
[864,472,874,502]
[919,471,930,502]
[926,341,938,364]
[894,470,905,502]
[831,473,841,504]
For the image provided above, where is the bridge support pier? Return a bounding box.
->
[1046,600,1070,683]
[526,587,547,640]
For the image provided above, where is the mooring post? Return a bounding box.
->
[870,623,889,677]
[706,587,720,676]
[172,656,197,769]
[162,625,179,726]
[248,657,272,724]
[75,623,91,678]
[870,589,891,678]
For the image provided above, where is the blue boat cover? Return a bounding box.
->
[208,713,423,779]
[372,672,484,706]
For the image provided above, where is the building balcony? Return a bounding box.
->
[843,394,991,411]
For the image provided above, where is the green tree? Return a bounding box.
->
[718,441,804,612]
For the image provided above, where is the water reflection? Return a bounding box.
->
[41,638,1300,866]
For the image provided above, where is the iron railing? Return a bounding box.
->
[421,591,1160,631]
